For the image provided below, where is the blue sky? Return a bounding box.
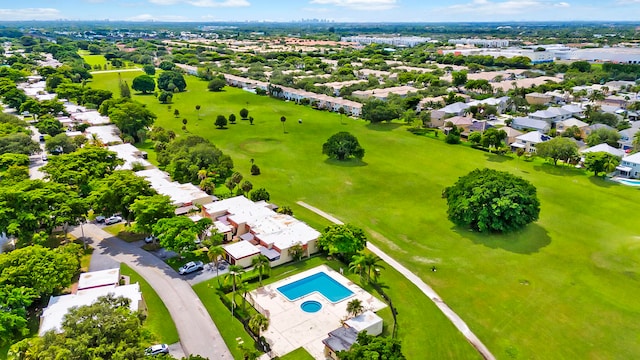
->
[1,0,640,22]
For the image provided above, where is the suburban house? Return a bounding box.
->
[316,80,366,96]
[529,107,573,123]
[85,125,123,145]
[108,143,153,171]
[618,152,640,178]
[510,131,551,153]
[585,123,616,137]
[439,102,471,117]
[322,311,384,360]
[468,96,510,114]
[511,117,551,133]
[202,196,321,268]
[618,126,640,151]
[443,115,474,135]
[39,268,144,336]
[502,127,524,145]
[351,85,418,101]
[135,168,215,213]
[556,118,589,138]
[525,92,552,105]
[581,143,625,158]
[561,104,585,118]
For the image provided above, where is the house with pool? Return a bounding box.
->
[202,196,321,268]
[618,152,640,179]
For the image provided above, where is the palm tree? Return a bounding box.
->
[195,104,201,119]
[349,254,366,282]
[237,280,250,313]
[280,116,286,133]
[208,245,226,285]
[346,298,364,318]
[338,107,346,124]
[251,254,270,286]
[363,254,385,283]
[226,265,244,317]
[249,313,270,338]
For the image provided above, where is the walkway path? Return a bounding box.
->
[296,201,496,360]
[71,224,232,360]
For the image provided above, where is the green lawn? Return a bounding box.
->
[79,51,108,68]
[192,281,256,360]
[102,223,146,242]
[120,263,179,344]
[89,72,640,359]
[279,347,315,360]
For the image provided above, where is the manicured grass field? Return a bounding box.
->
[279,347,315,360]
[120,263,179,344]
[79,50,108,68]
[192,281,256,360]
[89,72,640,359]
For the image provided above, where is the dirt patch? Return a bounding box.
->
[366,228,406,253]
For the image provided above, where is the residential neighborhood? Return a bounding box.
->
[1,5,640,360]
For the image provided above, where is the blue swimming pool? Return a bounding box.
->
[616,178,640,187]
[277,272,354,303]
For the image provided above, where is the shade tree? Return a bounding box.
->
[584,151,621,177]
[535,137,579,165]
[129,194,176,234]
[318,224,367,260]
[322,132,365,161]
[444,168,540,233]
[131,74,156,94]
[88,170,156,222]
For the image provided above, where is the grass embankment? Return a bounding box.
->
[279,347,315,360]
[88,72,640,359]
[120,263,179,344]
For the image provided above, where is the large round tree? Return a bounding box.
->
[444,168,540,233]
[322,132,365,161]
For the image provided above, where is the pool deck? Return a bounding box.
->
[249,265,387,359]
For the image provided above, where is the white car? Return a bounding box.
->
[105,215,123,225]
[178,261,204,275]
[144,344,169,356]
[144,235,157,244]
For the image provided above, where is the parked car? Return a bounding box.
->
[104,215,123,225]
[178,261,204,275]
[41,153,48,161]
[95,215,106,223]
[144,344,169,356]
[39,134,45,142]
[144,235,157,244]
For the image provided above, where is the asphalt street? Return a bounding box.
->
[71,224,232,360]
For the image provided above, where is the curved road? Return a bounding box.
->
[71,224,232,360]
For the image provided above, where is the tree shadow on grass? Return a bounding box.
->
[366,122,404,131]
[453,223,551,254]
[589,176,618,188]
[484,153,514,163]
[533,162,583,177]
[324,158,368,167]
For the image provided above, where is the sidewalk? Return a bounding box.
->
[296,201,496,360]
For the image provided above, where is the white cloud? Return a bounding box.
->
[148,0,250,7]
[0,8,61,20]
[554,2,570,7]
[127,13,189,21]
[309,0,398,11]
[446,0,549,15]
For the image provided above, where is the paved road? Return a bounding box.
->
[296,201,496,360]
[71,224,232,360]
[28,126,46,180]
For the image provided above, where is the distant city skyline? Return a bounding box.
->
[1,0,640,23]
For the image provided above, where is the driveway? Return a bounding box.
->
[28,126,46,180]
[70,224,232,360]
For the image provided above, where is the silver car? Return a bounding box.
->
[178,261,204,275]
